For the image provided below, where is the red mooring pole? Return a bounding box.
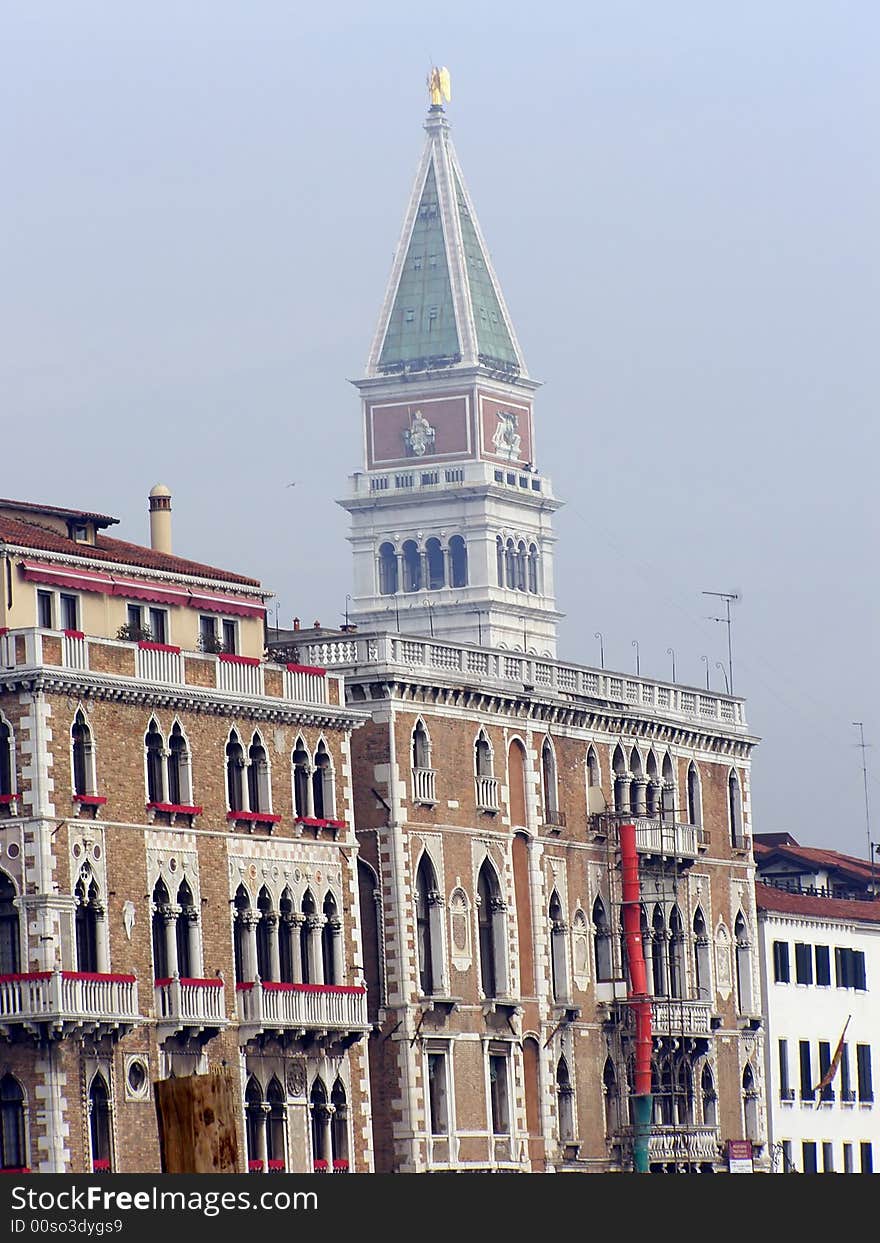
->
[619,820,653,1172]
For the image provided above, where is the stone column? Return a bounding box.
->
[256,1103,270,1171]
[286,913,304,984]
[632,778,648,817]
[242,911,261,982]
[186,909,200,977]
[305,767,316,819]
[94,905,109,974]
[265,913,280,982]
[328,917,344,986]
[306,915,324,984]
[162,906,180,979]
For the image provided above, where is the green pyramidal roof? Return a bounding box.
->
[367,107,528,379]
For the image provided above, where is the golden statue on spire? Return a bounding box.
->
[427,66,451,107]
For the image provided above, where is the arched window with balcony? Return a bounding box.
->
[312,741,334,820]
[541,737,559,826]
[0,1074,26,1171]
[629,748,644,817]
[651,905,667,998]
[0,872,20,976]
[676,1059,695,1125]
[477,859,505,999]
[425,538,445,590]
[279,888,296,984]
[411,720,435,804]
[527,543,539,594]
[412,719,430,769]
[245,1077,264,1171]
[475,730,493,778]
[449,535,468,587]
[415,852,443,997]
[668,906,685,999]
[309,1079,329,1171]
[742,1063,759,1142]
[693,907,711,1000]
[151,878,171,979]
[166,722,191,806]
[734,909,755,1014]
[701,1063,717,1127]
[378,542,398,595]
[233,886,251,984]
[687,762,702,827]
[72,710,95,797]
[322,892,340,985]
[402,540,421,593]
[661,752,675,821]
[247,733,270,815]
[301,890,318,984]
[75,872,102,973]
[292,737,310,819]
[226,730,245,813]
[266,1077,287,1171]
[256,887,273,982]
[645,751,660,817]
[331,1079,349,1172]
[729,770,744,846]
[88,1073,113,1172]
[175,879,196,978]
[586,746,600,798]
[549,889,569,1002]
[593,896,612,982]
[612,745,628,814]
[556,1057,575,1143]
[0,718,15,800]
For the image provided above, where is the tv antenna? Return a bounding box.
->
[703,590,739,694]
[853,722,873,892]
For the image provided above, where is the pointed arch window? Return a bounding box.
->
[602,1058,620,1136]
[0,1074,26,1171]
[330,1079,349,1171]
[322,892,341,985]
[449,535,468,587]
[586,746,600,794]
[515,541,527,592]
[402,540,421,593]
[661,753,675,822]
[312,741,334,820]
[279,888,296,984]
[505,539,516,589]
[668,906,684,999]
[415,853,443,996]
[378,542,398,595]
[300,890,319,985]
[734,910,755,1014]
[549,889,569,1002]
[687,762,702,827]
[477,861,506,998]
[175,879,196,978]
[676,1059,695,1125]
[233,886,251,985]
[541,738,559,826]
[245,1076,264,1171]
[247,734,270,815]
[425,538,445,590]
[151,878,171,979]
[474,730,497,811]
[0,872,20,976]
[651,905,667,998]
[645,752,660,817]
[226,730,246,814]
[292,737,311,819]
[72,710,95,797]
[144,719,165,805]
[309,1079,330,1171]
[742,1063,759,1142]
[266,1077,287,1171]
[629,747,644,817]
[593,897,612,982]
[167,723,191,806]
[88,1074,113,1173]
[556,1057,575,1143]
[256,887,273,982]
[729,770,744,846]
[496,536,505,586]
[75,872,102,973]
[693,907,711,1000]
[701,1063,717,1127]
[411,720,435,804]
[0,719,14,800]
[612,746,628,814]
[527,543,538,594]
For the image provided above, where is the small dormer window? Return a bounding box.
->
[74,526,89,543]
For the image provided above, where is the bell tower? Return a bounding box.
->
[339,73,563,656]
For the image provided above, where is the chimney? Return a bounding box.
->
[148,484,173,554]
[292,617,300,631]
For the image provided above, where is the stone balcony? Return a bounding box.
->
[154,976,228,1040]
[631,817,700,863]
[0,970,141,1040]
[650,999,714,1037]
[0,628,341,709]
[236,980,370,1045]
[648,1125,722,1165]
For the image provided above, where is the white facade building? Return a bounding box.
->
[755,835,880,1174]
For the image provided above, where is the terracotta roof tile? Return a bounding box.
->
[755,883,880,924]
[0,514,261,589]
[754,840,874,884]
[0,497,118,526]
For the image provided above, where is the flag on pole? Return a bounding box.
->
[813,1015,851,1099]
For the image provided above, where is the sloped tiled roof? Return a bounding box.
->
[754,839,875,886]
[0,497,119,527]
[756,882,880,925]
[0,514,261,588]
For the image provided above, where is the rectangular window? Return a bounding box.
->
[794,943,813,985]
[841,1044,854,1101]
[799,1041,814,1101]
[853,950,867,991]
[199,615,218,650]
[861,1142,873,1174]
[822,1141,834,1173]
[222,619,237,654]
[773,941,790,983]
[818,1042,833,1101]
[835,946,865,989]
[127,604,143,630]
[148,608,168,644]
[844,1143,854,1173]
[37,590,53,628]
[802,1141,817,1174]
[427,1052,449,1136]
[781,1139,793,1173]
[856,1044,873,1102]
[489,1054,510,1135]
[815,944,831,986]
[60,593,78,630]
[778,1040,792,1099]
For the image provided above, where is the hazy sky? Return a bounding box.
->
[3,2,878,858]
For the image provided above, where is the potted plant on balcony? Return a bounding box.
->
[198,632,226,654]
[116,623,153,643]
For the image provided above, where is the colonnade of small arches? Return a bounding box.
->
[377,534,469,595]
[232,881,344,987]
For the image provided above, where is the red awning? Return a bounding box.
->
[20,561,264,618]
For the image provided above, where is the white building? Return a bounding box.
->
[755,834,880,1173]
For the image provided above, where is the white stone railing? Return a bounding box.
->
[62,631,87,670]
[651,999,713,1036]
[136,643,183,684]
[288,632,745,729]
[632,818,699,860]
[217,656,265,697]
[236,981,369,1033]
[412,767,437,805]
[353,459,554,501]
[0,971,139,1033]
[475,775,499,811]
[283,665,329,705]
[154,977,227,1028]
[648,1126,720,1164]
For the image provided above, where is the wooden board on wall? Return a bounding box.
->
[155,1070,239,1173]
